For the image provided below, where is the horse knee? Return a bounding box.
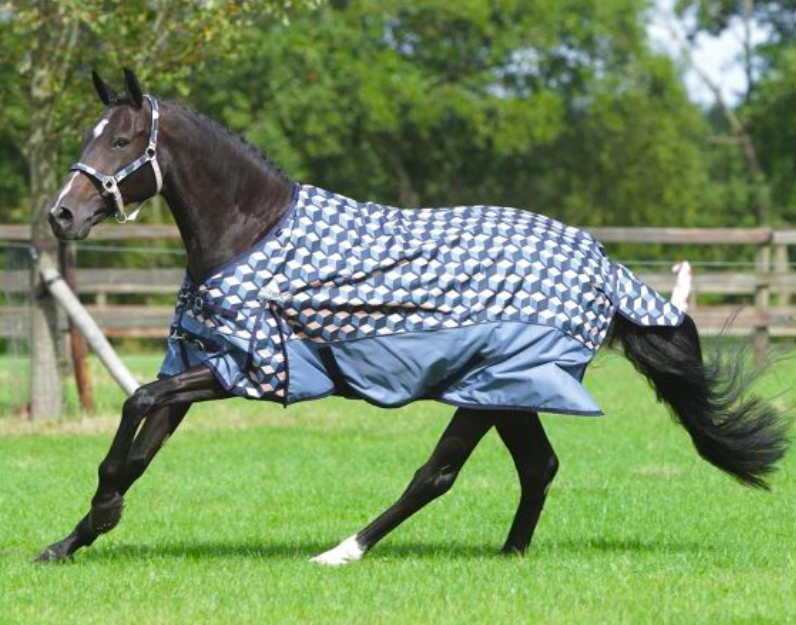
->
[405,464,459,504]
[123,386,156,421]
[97,389,156,485]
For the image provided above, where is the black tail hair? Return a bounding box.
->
[608,313,789,489]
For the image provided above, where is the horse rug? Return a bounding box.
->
[159,184,684,415]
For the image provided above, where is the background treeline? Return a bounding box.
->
[1,0,793,238]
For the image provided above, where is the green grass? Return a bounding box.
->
[1,353,794,625]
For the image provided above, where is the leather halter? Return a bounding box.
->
[70,94,163,223]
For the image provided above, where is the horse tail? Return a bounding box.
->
[608,313,789,489]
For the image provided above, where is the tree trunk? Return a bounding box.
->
[387,152,419,207]
[27,64,62,420]
[60,243,95,414]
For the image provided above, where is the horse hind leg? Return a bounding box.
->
[494,411,558,554]
[310,408,494,565]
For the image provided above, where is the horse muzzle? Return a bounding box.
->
[48,210,93,240]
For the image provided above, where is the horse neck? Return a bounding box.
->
[158,102,293,281]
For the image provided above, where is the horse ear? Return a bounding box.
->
[123,68,144,109]
[92,70,114,106]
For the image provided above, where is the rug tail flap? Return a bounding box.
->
[612,263,684,327]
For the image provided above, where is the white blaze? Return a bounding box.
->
[50,172,78,215]
[92,118,109,138]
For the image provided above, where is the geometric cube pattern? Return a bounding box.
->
[166,184,683,401]
[614,263,683,326]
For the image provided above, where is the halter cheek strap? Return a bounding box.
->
[69,94,162,223]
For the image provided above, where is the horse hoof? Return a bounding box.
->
[310,535,365,566]
[500,544,527,557]
[33,544,72,564]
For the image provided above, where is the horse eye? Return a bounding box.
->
[113,137,130,148]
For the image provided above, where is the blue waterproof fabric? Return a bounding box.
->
[159,184,684,415]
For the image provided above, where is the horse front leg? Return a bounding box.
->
[35,365,227,563]
[89,366,226,526]
[34,402,189,562]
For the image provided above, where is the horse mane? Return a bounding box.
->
[171,101,290,183]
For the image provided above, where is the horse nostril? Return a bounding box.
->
[55,206,74,225]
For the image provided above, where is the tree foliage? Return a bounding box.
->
[194,0,713,227]
[0,0,318,224]
[675,0,795,225]
[0,0,791,230]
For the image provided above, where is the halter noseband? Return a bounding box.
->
[70,94,163,223]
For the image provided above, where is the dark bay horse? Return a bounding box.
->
[37,69,787,565]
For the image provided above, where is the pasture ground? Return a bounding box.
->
[0,351,794,625]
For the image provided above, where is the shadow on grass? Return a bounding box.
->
[78,540,329,562]
[76,540,500,563]
[543,536,715,555]
[73,535,713,563]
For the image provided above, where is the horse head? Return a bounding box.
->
[48,69,163,240]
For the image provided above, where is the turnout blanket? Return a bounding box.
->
[160,184,683,415]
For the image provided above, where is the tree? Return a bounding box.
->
[671,0,796,226]
[194,0,712,229]
[0,0,320,418]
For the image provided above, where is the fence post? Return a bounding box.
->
[60,243,95,413]
[29,257,62,419]
[754,244,771,366]
[773,244,791,306]
[29,201,64,420]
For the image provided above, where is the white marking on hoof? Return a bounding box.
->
[310,535,365,566]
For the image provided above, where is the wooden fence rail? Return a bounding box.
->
[2,225,795,342]
[2,223,793,244]
[1,224,794,419]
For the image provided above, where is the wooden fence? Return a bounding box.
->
[1,225,795,342]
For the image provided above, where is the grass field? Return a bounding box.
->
[1,352,794,625]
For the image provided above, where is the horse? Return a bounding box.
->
[37,69,787,565]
